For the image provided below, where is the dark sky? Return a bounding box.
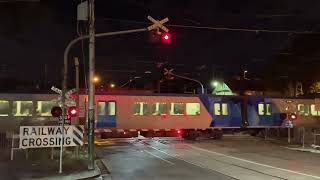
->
[1,0,320,91]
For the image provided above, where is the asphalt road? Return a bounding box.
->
[95,138,233,180]
[96,136,320,180]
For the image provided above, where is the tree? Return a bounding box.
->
[310,81,320,94]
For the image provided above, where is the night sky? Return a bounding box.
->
[1,0,320,92]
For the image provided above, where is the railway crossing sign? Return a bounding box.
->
[19,125,84,149]
[51,86,62,96]
[164,68,174,80]
[147,16,169,34]
[164,68,174,75]
[51,86,76,106]
[51,86,76,99]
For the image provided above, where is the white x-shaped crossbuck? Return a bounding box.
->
[147,16,169,33]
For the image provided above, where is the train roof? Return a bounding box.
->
[0,92,317,100]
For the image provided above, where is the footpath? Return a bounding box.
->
[0,147,100,180]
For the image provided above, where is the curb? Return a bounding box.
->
[22,160,101,180]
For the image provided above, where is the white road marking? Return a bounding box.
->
[188,144,320,179]
[146,145,239,179]
[144,150,175,165]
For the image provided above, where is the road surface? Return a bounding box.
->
[95,136,320,180]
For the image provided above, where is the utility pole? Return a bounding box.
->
[88,0,95,170]
[75,57,80,158]
[62,14,169,170]
[75,57,80,125]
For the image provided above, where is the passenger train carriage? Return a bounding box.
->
[0,93,320,139]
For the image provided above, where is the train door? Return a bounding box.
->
[97,101,116,128]
[247,97,273,126]
[210,96,242,127]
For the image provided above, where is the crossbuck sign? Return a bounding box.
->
[147,16,169,33]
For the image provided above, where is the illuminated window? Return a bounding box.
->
[98,101,106,116]
[170,103,185,115]
[0,100,9,116]
[222,103,228,115]
[152,103,167,115]
[108,101,116,116]
[214,103,228,116]
[186,103,200,115]
[297,104,305,116]
[310,104,320,116]
[134,102,148,116]
[258,103,265,115]
[304,105,310,116]
[13,101,33,116]
[266,104,272,115]
[37,101,56,116]
[258,103,272,116]
[214,103,221,115]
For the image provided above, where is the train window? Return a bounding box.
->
[310,104,320,116]
[304,105,310,116]
[107,101,116,116]
[258,103,272,116]
[0,100,9,116]
[37,101,56,116]
[134,102,148,116]
[152,103,167,115]
[258,103,264,115]
[266,104,271,115]
[170,103,185,115]
[186,103,200,115]
[214,103,221,115]
[98,101,106,116]
[222,103,228,115]
[297,104,304,115]
[13,101,33,116]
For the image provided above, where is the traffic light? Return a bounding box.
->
[51,106,62,117]
[161,32,171,43]
[289,113,297,120]
[68,106,78,117]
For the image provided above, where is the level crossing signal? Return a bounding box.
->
[161,32,171,43]
[68,106,78,117]
[51,106,78,118]
[51,106,63,117]
[289,113,297,120]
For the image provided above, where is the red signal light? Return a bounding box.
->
[68,106,78,117]
[289,113,297,120]
[161,33,171,43]
[177,129,181,134]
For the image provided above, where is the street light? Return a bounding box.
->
[211,81,219,87]
[120,76,141,88]
[93,76,99,83]
[110,83,116,88]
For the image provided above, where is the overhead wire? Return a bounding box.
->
[98,17,315,34]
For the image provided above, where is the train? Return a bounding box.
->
[0,92,319,139]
